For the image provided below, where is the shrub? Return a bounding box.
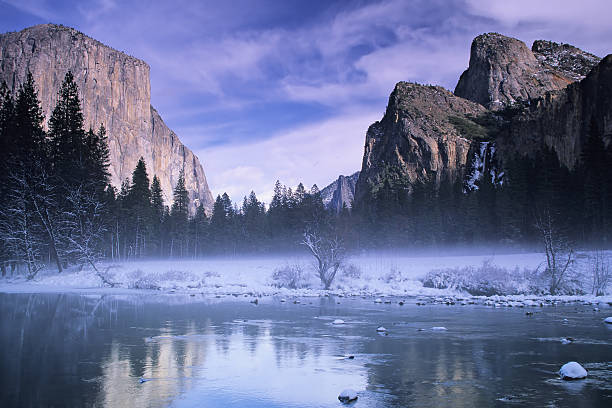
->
[125,269,202,290]
[271,264,308,289]
[422,260,530,296]
[341,263,362,279]
[381,266,405,284]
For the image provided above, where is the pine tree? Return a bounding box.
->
[171,169,190,221]
[127,158,152,257]
[11,73,66,272]
[48,71,87,187]
[0,81,14,269]
[241,191,265,251]
[13,72,46,168]
[0,81,14,163]
[191,204,208,257]
[150,175,165,254]
[84,125,111,195]
[151,175,165,217]
[170,169,190,257]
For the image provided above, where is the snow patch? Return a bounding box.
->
[559,362,588,380]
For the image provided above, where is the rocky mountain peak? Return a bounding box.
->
[355,82,487,203]
[532,40,600,82]
[0,24,213,213]
[454,32,599,110]
[321,172,359,213]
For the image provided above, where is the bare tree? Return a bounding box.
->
[535,209,575,295]
[590,250,611,296]
[0,172,44,279]
[302,229,345,290]
[27,167,64,273]
[62,184,116,287]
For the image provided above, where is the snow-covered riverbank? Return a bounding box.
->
[1,252,610,303]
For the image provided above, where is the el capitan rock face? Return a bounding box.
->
[454,33,600,110]
[0,24,213,213]
[355,82,487,203]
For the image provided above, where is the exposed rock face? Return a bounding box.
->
[454,33,600,110]
[0,24,213,213]
[321,172,359,213]
[532,40,601,82]
[356,33,609,204]
[497,54,612,169]
[355,82,487,202]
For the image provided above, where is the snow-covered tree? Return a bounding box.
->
[302,227,345,290]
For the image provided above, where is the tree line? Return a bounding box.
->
[352,120,612,250]
[1,72,610,278]
[0,72,338,277]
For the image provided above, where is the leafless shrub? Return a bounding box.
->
[422,260,531,296]
[535,210,575,295]
[340,263,362,279]
[271,264,308,289]
[381,266,404,284]
[126,269,201,290]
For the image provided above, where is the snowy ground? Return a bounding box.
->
[1,251,610,304]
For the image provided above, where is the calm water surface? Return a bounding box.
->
[0,293,611,407]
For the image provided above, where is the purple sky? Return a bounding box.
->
[1,0,610,202]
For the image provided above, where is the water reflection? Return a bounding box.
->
[0,293,610,407]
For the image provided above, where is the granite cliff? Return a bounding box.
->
[455,33,600,110]
[355,82,487,203]
[0,24,213,213]
[321,172,359,213]
[496,54,612,169]
[355,33,609,203]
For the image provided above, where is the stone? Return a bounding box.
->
[338,389,358,403]
[0,24,214,213]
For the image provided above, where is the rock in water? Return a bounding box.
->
[332,319,345,325]
[338,389,358,403]
[604,317,612,324]
[559,362,587,380]
[432,327,448,331]
[0,24,214,214]
[376,326,387,332]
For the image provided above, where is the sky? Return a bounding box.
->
[0,0,611,203]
